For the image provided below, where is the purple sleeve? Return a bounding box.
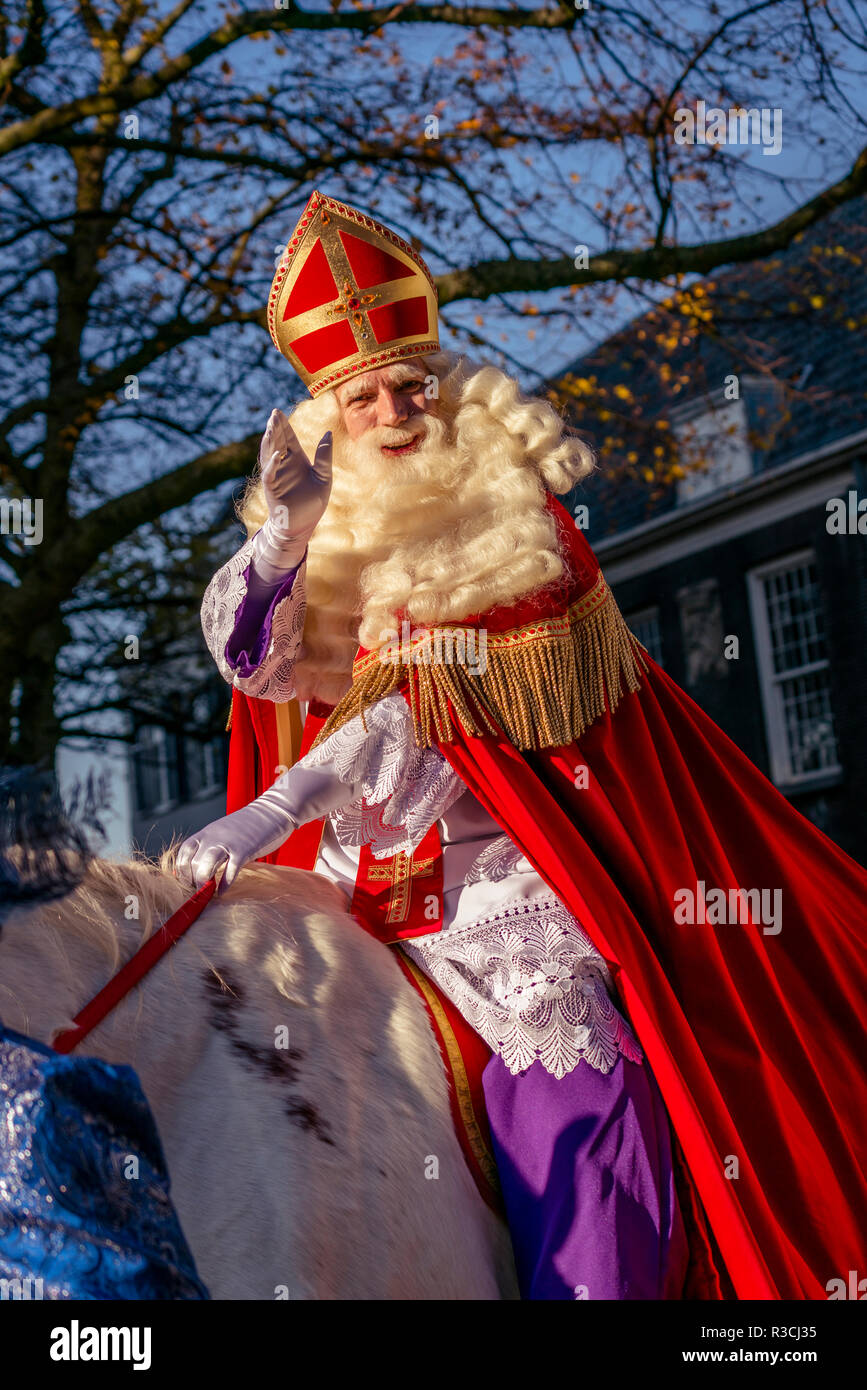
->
[224,558,300,679]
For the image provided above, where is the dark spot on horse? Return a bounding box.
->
[285,1098,335,1147]
[203,968,244,1029]
[202,966,335,1149]
[230,1033,304,1085]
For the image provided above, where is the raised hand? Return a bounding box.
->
[253,409,332,578]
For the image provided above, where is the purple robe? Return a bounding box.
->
[482,1052,689,1300]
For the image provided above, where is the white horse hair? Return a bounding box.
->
[0,849,518,1300]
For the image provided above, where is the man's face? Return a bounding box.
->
[335,361,437,457]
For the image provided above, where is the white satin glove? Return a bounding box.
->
[175,759,360,894]
[252,408,333,582]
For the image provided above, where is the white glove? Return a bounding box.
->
[252,408,333,582]
[175,759,360,894]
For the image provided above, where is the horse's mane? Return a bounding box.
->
[5,834,349,979]
[1,839,184,972]
[1,767,347,959]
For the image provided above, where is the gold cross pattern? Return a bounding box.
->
[367,852,436,924]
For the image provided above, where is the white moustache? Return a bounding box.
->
[333,413,455,481]
[376,423,429,446]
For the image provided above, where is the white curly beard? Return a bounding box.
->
[255,353,595,705]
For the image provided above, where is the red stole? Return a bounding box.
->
[228,689,443,943]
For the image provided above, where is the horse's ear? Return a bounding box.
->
[0,765,93,919]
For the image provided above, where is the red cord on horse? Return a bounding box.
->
[52,875,219,1055]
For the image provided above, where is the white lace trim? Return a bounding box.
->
[298,693,465,860]
[403,894,645,1080]
[200,535,307,700]
[465,834,530,884]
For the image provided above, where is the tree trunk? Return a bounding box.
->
[1,611,67,770]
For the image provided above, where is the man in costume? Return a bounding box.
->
[178,189,867,1301]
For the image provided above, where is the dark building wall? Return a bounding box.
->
[816,472,867,861]
[131,785,227,859]
[606,497,867,865]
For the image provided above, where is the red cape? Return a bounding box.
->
[227,496,867,1299]
[413,501,867,1300]
[436,662,867,1298]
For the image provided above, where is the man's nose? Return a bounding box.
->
[376,388,410,426]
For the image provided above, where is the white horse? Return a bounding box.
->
[0,850,519,1300]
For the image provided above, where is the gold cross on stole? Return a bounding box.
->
[366,853,436,924]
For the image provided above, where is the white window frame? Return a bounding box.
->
[746,549,841,788]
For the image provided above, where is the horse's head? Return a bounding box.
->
[0,763,93,915]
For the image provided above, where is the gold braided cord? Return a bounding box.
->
[311,571,649,752]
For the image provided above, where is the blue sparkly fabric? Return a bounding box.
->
[0,1026,209,1300]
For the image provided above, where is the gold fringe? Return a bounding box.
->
[311,571,648,752]
[225,700,233,732]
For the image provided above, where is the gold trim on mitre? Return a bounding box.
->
[311,572,649,752]
[268,190,440,398]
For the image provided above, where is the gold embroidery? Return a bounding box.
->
[323,278,380,341]
[367,852,435,924]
